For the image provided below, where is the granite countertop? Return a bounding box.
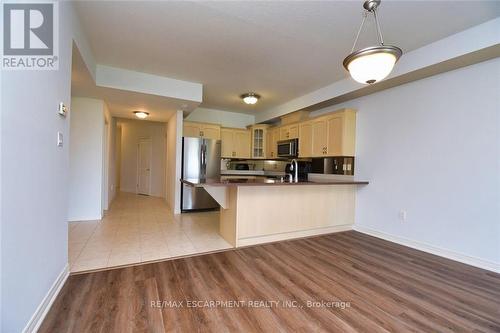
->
[181,178,369,187]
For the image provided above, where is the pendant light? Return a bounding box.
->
[343,0,402,84]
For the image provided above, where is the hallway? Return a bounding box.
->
[69,192,231,273]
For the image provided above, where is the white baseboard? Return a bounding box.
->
[23,264,69,333]
[237,225,353,247]
[354,226,500,274]
[67,214,102,222]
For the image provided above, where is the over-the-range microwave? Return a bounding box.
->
[277,139,298,158]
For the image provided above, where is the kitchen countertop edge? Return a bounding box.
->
[181,178,369,187]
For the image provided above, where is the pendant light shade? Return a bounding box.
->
[343,45,402,84]
[343,0,402,84]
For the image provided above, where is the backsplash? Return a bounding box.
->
[221,159,288,172]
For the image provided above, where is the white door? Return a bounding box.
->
[137,139,152,195]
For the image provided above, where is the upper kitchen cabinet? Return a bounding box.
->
[250,125,269,159]
[327,109,356,156]
[266,127,279,158]
[298,121,313,158]
[183,121,221,140]
[311,118,328,156]
[221,128,251,158]
[279,124,299,140]
[299,109,356,157]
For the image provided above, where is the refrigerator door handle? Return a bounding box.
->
[201,142,207,179]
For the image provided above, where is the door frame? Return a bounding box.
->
[137,137,153,195]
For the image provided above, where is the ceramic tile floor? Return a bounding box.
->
[68,192,232,273]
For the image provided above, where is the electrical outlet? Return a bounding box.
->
[399,209,407,222]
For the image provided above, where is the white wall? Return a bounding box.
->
[68,97,106,221]
[1,3,88,331]
[166,111,183,214]
[107,116,117,206]
[186,107,255,128]
[119,119,166,198]
[312,58,500,269]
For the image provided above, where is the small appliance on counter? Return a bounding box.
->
[285,160,312,181]
[312,157,355,175]
[234,163,250,171]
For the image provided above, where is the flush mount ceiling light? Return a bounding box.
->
[133,111,149,119]
[241,93,260,105]
[343,0,402,84]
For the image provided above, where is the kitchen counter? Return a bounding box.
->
[180,176,368,248]
[181,178,369,187]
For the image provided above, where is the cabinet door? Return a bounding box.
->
[266,129,278,158]
[288,124,299,139]
[220,129,235,158]
[279,126,289,140]
[235,130,251,158]
[183,122,201,138]
[252,128,265,158]
[266,130,273,158]
[312,119,328,157]
[201,124,220,140]
[299,122,312,158]
[327,115,343,156]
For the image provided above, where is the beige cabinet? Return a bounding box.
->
[183,121,221,140]
[298,109,356,157]
[312,118,328,156]
[279,124,299,140]
[221,128,251,158]
[298,121,312,158]
[250,125,269,159]
[266,128,279,158]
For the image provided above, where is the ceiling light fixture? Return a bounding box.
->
[343,0,402,84]
[241,93,260,105]
[133,111,149,119]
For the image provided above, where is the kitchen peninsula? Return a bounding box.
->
[182,178,368,247]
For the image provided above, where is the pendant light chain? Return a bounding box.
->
[350,11,368,53]
[350,6,386,53]
[373,8,384,45]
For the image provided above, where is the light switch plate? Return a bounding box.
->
[58,102,67,117]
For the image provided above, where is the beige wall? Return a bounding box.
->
[166,111,182,214]
[118,118,166,198]
[68,97,106,221]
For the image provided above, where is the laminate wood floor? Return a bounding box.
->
[40,231,500,332]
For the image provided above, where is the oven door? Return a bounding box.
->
[277,139,298,157]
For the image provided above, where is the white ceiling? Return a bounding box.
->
[75,1,499,114]
[71,44,199,122]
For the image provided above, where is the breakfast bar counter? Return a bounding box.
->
[181,178,369,187]
[181,177,368,247]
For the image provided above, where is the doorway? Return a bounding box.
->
[137,138,152,195]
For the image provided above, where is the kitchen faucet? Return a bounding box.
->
[290,159,299,183]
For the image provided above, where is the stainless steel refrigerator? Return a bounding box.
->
[181,137,221,212]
